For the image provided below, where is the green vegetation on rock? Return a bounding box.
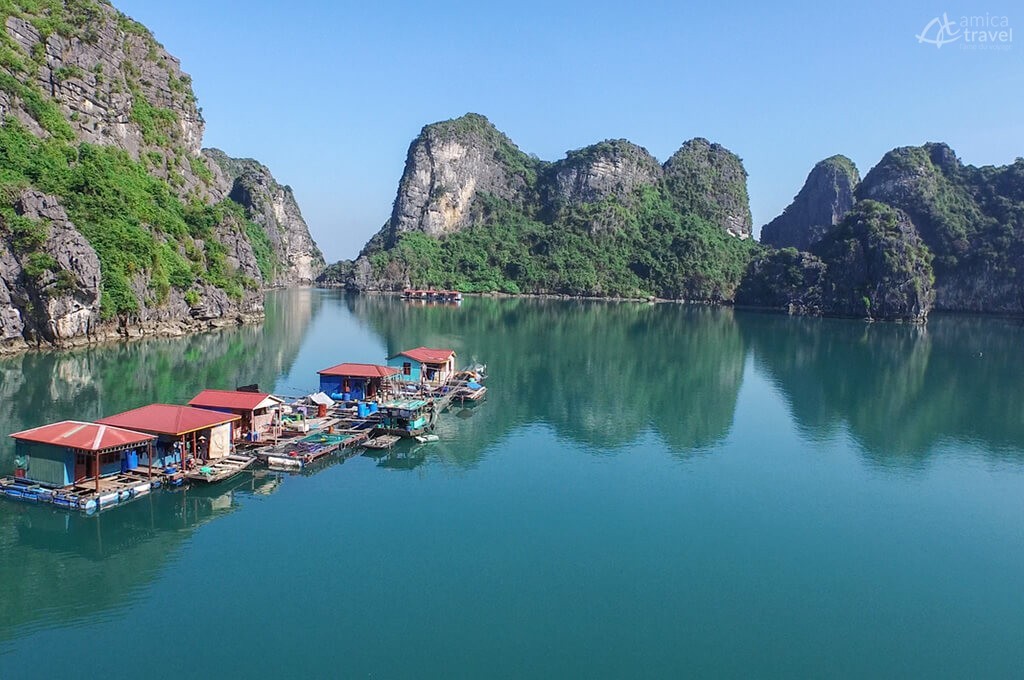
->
[371,187,757,300]
[0,118,257,316]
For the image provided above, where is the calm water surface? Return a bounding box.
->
[1,290,1024,678]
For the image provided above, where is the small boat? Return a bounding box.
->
[414,434,439,443]
[364,435,401,450]
[184,454,257,484]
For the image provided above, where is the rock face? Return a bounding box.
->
[1,5,217,200]
[0,1,321,352]
[760,155,859,250]
[662,138,753,238]
[735,249,826,315]
[543,139,662,210]
[382,113,540,247]
[0,190,100,348]
[205,149,324,286]
[813,201,934,321]
[740,202,935,321]
[858,143,1024,314]
[334,113,755,295]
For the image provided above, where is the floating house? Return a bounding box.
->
[401,289,462,304]
[7,420,157,491]
[387,347,457,385]
[376,399,435,437]
[97,404,240,470]
[187,389,285,442]
[317,363,400,401]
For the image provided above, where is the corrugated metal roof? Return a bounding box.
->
[390,347,456,364]
[318,363,400,378]
[187,389,283,411]
[97,404,239,436]
[9,420,155,451]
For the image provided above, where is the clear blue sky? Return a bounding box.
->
[116,0,1023,262]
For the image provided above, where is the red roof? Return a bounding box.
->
[187,389,282,411]
[97,404,239,437]
[10,420,155,451]
[318,363,400,378]
[391,347,456,364]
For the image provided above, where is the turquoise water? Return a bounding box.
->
[2,290,1024,677]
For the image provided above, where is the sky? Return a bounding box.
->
[116,0,1024,262]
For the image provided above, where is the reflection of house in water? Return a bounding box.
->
[0,470,280,641]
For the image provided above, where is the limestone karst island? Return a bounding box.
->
[1,1,1022,678]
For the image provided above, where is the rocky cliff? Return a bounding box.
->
[760,155,859,250]
[0,0,321,352]
[542,139,663,212]
[331,113,755,300]
[739,201,935,321]
[204,149,324,286]
[756,144,1024,317]
[857,143,1024,314]
[380,113,539,247]
[662,138,752,238]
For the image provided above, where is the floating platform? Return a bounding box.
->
[256,427,370,471]
[0,473,160,514]
[184,454,257,484]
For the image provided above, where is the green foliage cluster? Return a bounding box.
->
[188,154,212,184]
[811,200,934,319]
[0,119,257,316]
[663,140,751,232]
[372,187,758,300]
[0,0,105,42]
[860,144,1024,282]
[0,71,75,141]
[129,89,178,146]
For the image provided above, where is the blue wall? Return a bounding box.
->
[319,375,369,400]
[387,357,421,382]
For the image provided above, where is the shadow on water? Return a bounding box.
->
[737,310,1024,466]
[346,295,747,463]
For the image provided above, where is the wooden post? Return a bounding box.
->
[147,442,153,480]
[192,432,197,463]
[94,451,100,492]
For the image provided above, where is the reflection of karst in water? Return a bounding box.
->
[0,471,281,641]
[739,312,1024,464]
[346,295,747,462]
[0,289,319,474]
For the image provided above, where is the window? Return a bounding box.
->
[403,362,411,376]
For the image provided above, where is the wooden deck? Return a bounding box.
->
[184,454,257,484]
